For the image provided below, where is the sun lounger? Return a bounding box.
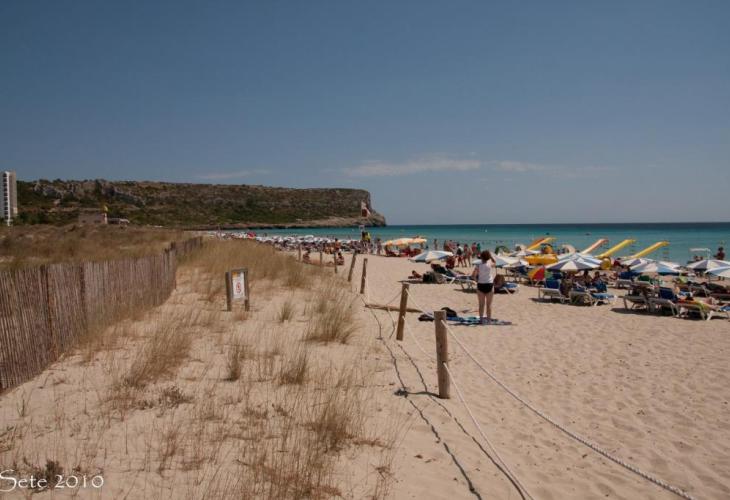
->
[649,298,680,316]
[459,279,476,292]
[612,271,640,289]
[622,295,649,310]
[538,279,569,303]
[496,282,519,294]
[570,289,596,306]
[592,291,616,305]
[647,287,680,316]
[614,278,634,289]
[678,302,730,321]
[710,292,730,303]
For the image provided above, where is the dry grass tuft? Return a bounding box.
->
[305,285,358,344]
[277,297,296,322]
[158,385,193,408]
[307,371,365,452]
[184,240,323,296]
[124,321,191,388]
[277,347,309,386]
[225,342,247,381]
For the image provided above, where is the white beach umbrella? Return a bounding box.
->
[707,266,730,279]
[472,255,528,268]
[632,261,681,275]
[546,258,599,271]
[410,250,453,263]
[621,257,652,268]
[686,259,730,272]
[558,253,602,266]
[514,249,540,257]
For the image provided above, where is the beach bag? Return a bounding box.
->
[441,307,458,318]
[433,273,446,284]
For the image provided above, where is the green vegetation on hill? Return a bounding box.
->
[16,179,386,228]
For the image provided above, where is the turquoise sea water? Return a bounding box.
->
[243,223,730,262]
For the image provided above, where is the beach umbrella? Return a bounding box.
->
[410,250,453,263]
[528,266,546,282]
[621,257,651,268]
[707,266,730,279]
[546,257,599,271]
[471,255,527,268]
[557,253,602,266]
[631,261,681,275]
[686,259,730,272]
[514,249,540,257]
[383,238,413,247]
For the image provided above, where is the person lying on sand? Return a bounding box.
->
[410,270,423,279]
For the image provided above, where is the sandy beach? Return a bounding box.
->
[1,247,729,499]
[355,253,730,499]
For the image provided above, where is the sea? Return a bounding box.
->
[239,223,730,263]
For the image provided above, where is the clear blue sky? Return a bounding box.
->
[1,1,728,223]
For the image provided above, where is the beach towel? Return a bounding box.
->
[417,313,512,326]
[449,316,513,326]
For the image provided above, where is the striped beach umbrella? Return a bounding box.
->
[707,266,730,279]
[632,261,681,275]
[686,259,730,272]
[410,250,453,263]
[546,257,599,271]
[558,253,602,266]
[620,257,651,268]
[471,255,527,268]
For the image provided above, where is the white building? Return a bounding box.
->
[1,170,18,225]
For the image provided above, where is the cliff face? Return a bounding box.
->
[17,179,386,228]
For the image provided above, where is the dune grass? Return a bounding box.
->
[0,224,185,269]
[1,238,396,499]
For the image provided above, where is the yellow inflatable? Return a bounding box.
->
[525,254,558,265]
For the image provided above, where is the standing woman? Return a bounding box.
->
[471,250,496,324]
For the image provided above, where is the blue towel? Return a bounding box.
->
[447,316,513,326]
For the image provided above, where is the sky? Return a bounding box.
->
[1,1,729,224]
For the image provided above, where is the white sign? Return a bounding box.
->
[231,270,246,299]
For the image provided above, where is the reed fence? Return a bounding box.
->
[0,236,203,390]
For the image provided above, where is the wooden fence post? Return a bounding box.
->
[243,268,250,312]
[360,258,368,294]
[319,251,323,266]
[434,310,450,399]
[298,245,302,262]
[225,271,233,311]
[347,252,358,282]
[334,254,338,274]
[396,283,409,341]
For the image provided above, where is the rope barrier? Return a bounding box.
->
[359,272,531,500]
[399,286,695,500]
[443,361,533,500]
[438,320,695,500]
